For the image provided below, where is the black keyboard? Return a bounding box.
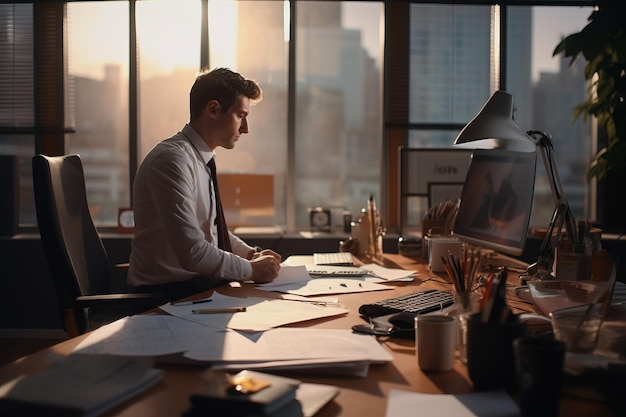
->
[358,289,455,318]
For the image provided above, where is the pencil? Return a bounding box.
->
[192,307,247,314]
[171,298,212,306]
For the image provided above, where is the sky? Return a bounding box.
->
[531,6,591,81]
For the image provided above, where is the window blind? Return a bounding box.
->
[0,4,35,131]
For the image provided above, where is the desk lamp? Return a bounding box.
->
[453,90,578,280]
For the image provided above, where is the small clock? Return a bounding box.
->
[309,207,331,232]
[117,207,135,233]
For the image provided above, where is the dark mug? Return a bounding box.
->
[514,335,566,417]
[466,313,527,392]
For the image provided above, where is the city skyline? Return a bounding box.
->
[69,2,590,84]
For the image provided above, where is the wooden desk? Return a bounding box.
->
[0,255,617,417]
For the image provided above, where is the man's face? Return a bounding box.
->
[212,95,250,150]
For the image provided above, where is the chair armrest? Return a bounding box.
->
[115,262,130,274]
[70,293,169,309]
[59,293,170,337]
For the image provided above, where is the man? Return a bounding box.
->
[128,68,281,299]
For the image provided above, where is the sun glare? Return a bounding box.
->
[68,2,129,79]
[136,0,202,78]
[69,0,239,80]
[208,0,238,69]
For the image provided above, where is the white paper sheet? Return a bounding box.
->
[212,358,372,378]
[160,292,349,331]
[360,263,417,282]
[282,256,416,282]
[385,389,521,417]
[297,383,339,417]
[255,264,394,296]
[72,315,208,356]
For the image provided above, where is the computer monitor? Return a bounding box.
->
[452,149,537,256]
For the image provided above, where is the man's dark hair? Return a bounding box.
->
[189,67,262,120]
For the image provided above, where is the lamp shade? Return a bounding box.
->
[454,91,536,152]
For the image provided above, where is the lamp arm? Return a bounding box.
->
[521,203,568,282]
[526,131,578,246]
[519,131,578,282]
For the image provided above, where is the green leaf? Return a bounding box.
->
[555,0,626,181]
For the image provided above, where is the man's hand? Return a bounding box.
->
[249,254,281,283]
[251,249,282,263]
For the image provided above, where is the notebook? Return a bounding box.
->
[313,252,354,266]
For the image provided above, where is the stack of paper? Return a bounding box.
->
[185,327,394,377]
[72,314,393,377]
[0,355,162,417]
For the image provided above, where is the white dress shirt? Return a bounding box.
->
[128,124,254,286]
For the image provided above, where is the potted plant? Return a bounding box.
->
[553,0,626,228]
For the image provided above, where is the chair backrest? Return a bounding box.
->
[32,154,112,300]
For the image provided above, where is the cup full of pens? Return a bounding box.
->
[463,265,527,392]
[441,246,485,363]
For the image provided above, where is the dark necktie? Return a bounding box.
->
[207,158,232,252]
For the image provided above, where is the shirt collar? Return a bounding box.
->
[182,123,216,165]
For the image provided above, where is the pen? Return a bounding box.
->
[192,307,247,314]
[171,298,212,306]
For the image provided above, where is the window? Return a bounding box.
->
[402,2,592,234]
[0,0,597,239]
[294,2,382,228]
[67,1,129,224]
[66,0,382,230]
[507,5,592,228]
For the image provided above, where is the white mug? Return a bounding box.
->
[428,237,462,272]
[415,315,457,372]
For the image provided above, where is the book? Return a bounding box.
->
[0,354,162,417]
[183,397,304,417]
[189,370,300,415]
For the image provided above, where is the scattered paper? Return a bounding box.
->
[255,264,394,296]
[72,315,208,356]
[161,292,349,332]
[360,263,417,282]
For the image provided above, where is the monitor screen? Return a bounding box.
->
[453,149,536,256]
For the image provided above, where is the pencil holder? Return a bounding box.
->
[466,313,526,392]
[449,292,480,364]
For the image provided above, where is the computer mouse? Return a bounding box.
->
[352,313,417,339]
[371,312,417,339]
[387,312,418,330]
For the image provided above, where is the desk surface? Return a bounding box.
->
[0,254,617,417]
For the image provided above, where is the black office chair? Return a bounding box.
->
[32,154,168,337]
